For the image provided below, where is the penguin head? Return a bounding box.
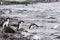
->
[18,20,24,24]
[17,20,24,29]
[6,17,10,22]
[18,20,24,27]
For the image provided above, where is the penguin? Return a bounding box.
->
[0,1,3,5]
[11,20,24,31]
[18,20,24,29]
[51,24,59,30]
[46,15,55,19]
[29,23,39,30]
[2,18,15,33]
[2,18,10,29]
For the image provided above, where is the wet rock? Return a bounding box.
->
[27,35,33,39]
[0,10,5,14]
[0,20,5,27]
[9,34,17,40]
[50,33,54,36]
[24,30,28,32]
[32,33,37,35]
[2,34,9,40]
[54,36,60,39]
[4,27,15,33]
[0,33,3,38]
[10,38,17,40]
[17,28,27,32]
[19,37,30,40]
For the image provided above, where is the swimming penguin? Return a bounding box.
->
[51,24,59,30]
[11,20,24,31]
[29,23,39,30]
[46,15,55,19]
[18,20,24,29]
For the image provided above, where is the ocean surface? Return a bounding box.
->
[0,2,60,40]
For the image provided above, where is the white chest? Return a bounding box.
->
[5,21,9,24]
[19,23,23,29]
[3,21,9,26]
[30,26,37,30]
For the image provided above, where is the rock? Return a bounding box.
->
[54,36,60,39]
[0,33,3,38]
[19,37,30,40]
[24,30,28,32]
[32,33,37,35]
[2,34,9,40]
[17,28,26,32]
[4,27,15,33]
[0,10,5,14]
[10,38,17,40]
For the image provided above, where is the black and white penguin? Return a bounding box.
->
[2,18,10,29]
[51,24,59,30]
[0,1,3,5]
[2,18,15,33]
[29,23,39,30]
[18,20,24,29]
[2,18,9,28]
[11,20,24,31]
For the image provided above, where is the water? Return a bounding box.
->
[0,2,60,40]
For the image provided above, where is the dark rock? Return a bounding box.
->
[50,33,54,36]
[4,27,15,33]
[12,24,18,27]
[0,33,3,38]
[2,34,9,39]
[17,28,25,31]
[10,38,16,40]
[29,35,33,37]
[33,39,36,40]
[24,30,28,32]
[0,10,5,14]
[54,36,60,39]
[19,37,30,40]
[0,38,2,40]
[32,33,37,35]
